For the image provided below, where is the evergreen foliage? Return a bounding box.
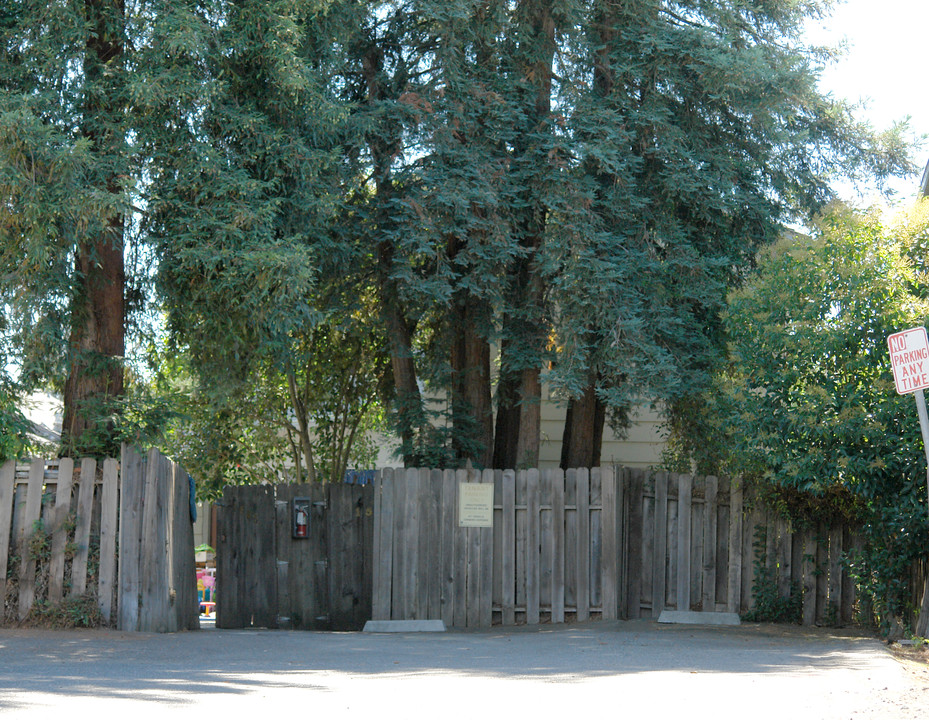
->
[0,1,917,483]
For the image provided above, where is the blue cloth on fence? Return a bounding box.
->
[343,469,377,485]
[189,474,197,523]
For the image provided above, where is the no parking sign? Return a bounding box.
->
[888,326,929,395]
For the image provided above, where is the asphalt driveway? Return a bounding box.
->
[1,620,926,719]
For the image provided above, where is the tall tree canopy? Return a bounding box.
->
[0,0,915,476]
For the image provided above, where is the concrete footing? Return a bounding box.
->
[362,620,447,633]
[657,610,741,626]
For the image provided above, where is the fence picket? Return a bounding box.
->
[676,474,693,612]
[802,528,817,625]
[526,468,541,625]
[16,460,45,619]
[576,468,590,622]
[70,458,97,597]
[600,466,618,620]
[454,469,469,628]
[480,469,494,628]
[0,460,13,604]
[119,447,147,630]
[372,468,393,621]
[500,470,516,625]
[652,471,668,617]
[728,477,744,613]
[98,458,119,623]
[702,476,718,612]
[551,468,565,624]
[441,469,457,627]
[46,458,73,605]
[626,469,645,618]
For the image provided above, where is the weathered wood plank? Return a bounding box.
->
[480,468,494,628]
[97,458,119,623]
[551,468,565,624]
[665,488,677,608]
[526,468,541,625]
[46,457,74,605]
[728,476,744,613]
[625,469,644,618]
[742,486,761,613]
[392,468,409,620]
[589,467,602,613]
[140,451,172,632]
[454,468,469,628]
[372,468,393,620]
[215,484,238,628]
[776,517,792,600]
[330,483,353,628]
[816,523,828,625]
[441,469,457,627]
[576,468,590,622]
[0,460,15,605]
[842,533,860,624]
[652,471,668,617]
[702,475,718,612]
[828,525,843,622]
[428,468,446,622]
[71,458,97,597]
[360,481,375,628]
[465,467,482,627]
[310,483,329,629]
[118,446,146,630]
[17,459,45,620]
[802,528,817,626]
[416,468,437,619]
[403,469,422,619]
[564,469,577,614]
[501,468,517,625]
[600,466,618,620]
[172,459,199,632]
[539,469,553,617]
[274,493,292,627]
[676,474,693,612]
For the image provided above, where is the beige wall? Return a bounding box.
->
[378,390,667,470]
[539,400,667,469]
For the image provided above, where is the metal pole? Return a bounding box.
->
[913,390,929,637]
[915,389,929,510]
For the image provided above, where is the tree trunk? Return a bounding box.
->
[493,339,521,469]
[560,380,606,469]
[553,0,618,470]
[61,0,126,454]
[363,43,424,466]
[496,0,555,469]
[450,295,494,468]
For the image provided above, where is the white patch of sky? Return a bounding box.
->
[804,0,929,207]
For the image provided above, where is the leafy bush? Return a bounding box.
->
[670,202,929,628]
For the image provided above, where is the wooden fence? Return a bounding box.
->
[216,479,374,630]
[0,446,197,632]
[372,467,860,628]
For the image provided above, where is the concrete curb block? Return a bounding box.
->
[363,620,447,633]
[657,610,741,626]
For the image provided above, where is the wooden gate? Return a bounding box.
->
[372,467,860,628]
[215,480,374,630]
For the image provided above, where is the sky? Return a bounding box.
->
[804,0,929,205]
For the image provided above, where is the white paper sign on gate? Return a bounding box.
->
[888,326,929,395]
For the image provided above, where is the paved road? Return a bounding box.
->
[1,620,926,719]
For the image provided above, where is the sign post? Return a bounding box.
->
[887,326,929,635]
